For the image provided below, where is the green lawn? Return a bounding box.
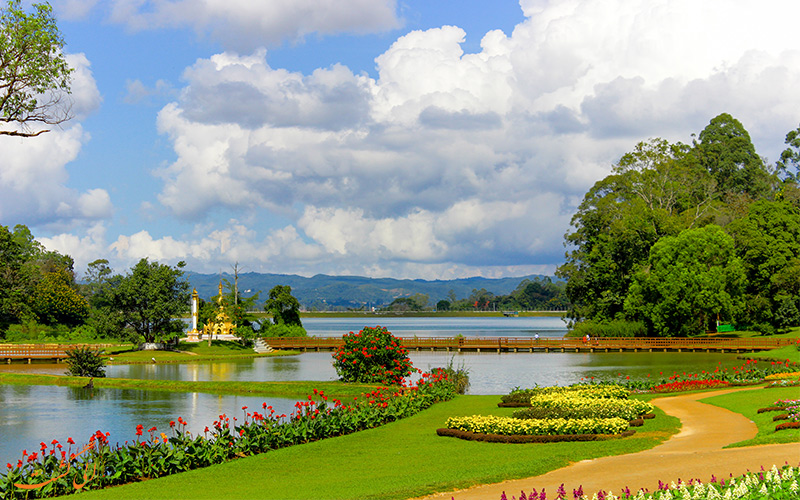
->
[701,386,800,447]
[102,340,301,364]
[74,394,678,500]
[745,344,800,364]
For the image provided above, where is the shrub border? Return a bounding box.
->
[435,428,636,443]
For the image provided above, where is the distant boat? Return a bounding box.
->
[502,311,519,317]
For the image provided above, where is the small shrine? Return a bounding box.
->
[201,281,236,343]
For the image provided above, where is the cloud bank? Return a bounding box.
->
[35,0,800,278]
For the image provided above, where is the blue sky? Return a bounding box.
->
[2,0,799,280]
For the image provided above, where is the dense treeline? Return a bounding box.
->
[0,232,306,343]
[382,277,569,312]
[558,113,800,336]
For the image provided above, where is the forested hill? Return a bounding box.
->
[186,272,545,310]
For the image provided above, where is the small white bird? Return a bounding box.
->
[151,357,156,363]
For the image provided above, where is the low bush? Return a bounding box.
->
[262,323,307,338]
[569,319,647,338]
[64,346,106,378]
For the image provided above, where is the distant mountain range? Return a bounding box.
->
[186,272,547,310]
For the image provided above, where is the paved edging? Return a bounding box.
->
[417,388,800,500]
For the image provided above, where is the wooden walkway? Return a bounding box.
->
[1,337,794,362]
[264,336,797,353]
[0,344,110,363]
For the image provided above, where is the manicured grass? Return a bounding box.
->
[74,394,678,500]
[701,386,800,447]
[744,344,800,364]
[0,372,376,400]
[104,340,301,364]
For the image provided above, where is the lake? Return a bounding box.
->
[0,317,746,466]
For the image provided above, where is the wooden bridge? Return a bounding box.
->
[1,337,795,363]
[263,336,798,354]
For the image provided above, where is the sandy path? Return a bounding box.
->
[418,388,800,500]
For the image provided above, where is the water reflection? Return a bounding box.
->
[0,384,298,466]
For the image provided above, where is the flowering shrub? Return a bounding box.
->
[332,326,413,384]
[513,394,652,421]
[500,464,800,500]
[1,369,456,498]
[445,415,630,436]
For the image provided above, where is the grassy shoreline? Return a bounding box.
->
[0,371,376,399]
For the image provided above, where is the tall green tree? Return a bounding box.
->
[30,268,89,325]
[0,224,82,330]
[692,113,773,199]
[109,258,190,344]
[0,0,73,137]
[624,225,746,337]
[728,200,800,333]
[777,123,800,182]
[557,138,706,323]
[264,285,302,327]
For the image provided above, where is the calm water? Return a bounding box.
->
[302,316,568,337]
[0,317,746,466]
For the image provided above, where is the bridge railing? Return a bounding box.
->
[261,336,797,350]
[0,344,112,359]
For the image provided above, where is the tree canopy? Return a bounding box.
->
[624,225,746,337]
[0,0,73,137]
[108,258,190,343]
[558,113,799,335]
[264,285,302,327]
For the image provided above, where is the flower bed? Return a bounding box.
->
[613,359,799,393]
[757,399,800,432]
[436,427,636,443]
[500,383,631,407]
[1,369,457,499]
[443,415,630,436]
[650,379,729,393]
[512,394,653,421]
[500,464,800,500]
[764,371,800,381]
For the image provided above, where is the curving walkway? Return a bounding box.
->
[419,388,800,500]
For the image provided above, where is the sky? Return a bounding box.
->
[2,0,799,281]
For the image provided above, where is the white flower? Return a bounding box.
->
[759,483,768,495]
